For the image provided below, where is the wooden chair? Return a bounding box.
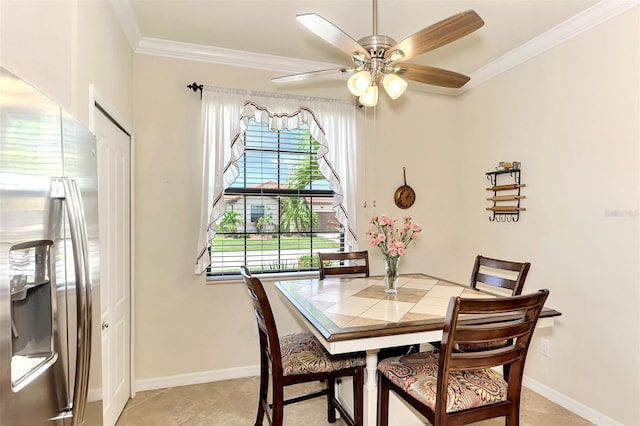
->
[318,251,369,279]
[470,255,531,296]
[458,255,533,375]
[377,289,549,426]
[431,255,531,352]
[240,265,365,426]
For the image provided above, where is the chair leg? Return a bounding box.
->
[377,372,389,426]
[272,384,285,426]
[255,361,268,426]
[327,378,337,423]
[353,367,364,426]
[506,395,521,426]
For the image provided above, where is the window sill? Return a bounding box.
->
[206,270,320,285]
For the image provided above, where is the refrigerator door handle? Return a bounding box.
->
[62,178,93,426]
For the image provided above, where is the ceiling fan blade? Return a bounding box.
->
[385,10,484,61]
[397,63,470,88]
[272,67,354,83]
[297,13,371,59]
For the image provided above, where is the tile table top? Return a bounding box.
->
[275,274,491,342]
[275,274,560,344]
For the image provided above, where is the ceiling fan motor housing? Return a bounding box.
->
[355,35,402,83]
[358,34,397,57]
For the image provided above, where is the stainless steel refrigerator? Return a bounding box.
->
[0,67,102,425]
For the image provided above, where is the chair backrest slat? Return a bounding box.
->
[455,320,532,343]
[449,346,527,371]
[318,251,370,279]
[470,255,530,295]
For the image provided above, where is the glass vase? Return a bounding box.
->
[384,256,400,294]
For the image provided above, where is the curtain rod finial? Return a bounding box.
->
[187,82,204,99]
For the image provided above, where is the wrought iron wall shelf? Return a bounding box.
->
[486,169,526,222]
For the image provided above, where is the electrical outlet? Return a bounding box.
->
[539,338,551,357]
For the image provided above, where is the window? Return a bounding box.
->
[250,205,265,223]
[208,119,344,276]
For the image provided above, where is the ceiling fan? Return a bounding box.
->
[272,0,484,107]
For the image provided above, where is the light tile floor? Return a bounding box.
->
[112,376,594,426]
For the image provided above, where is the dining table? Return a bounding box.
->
[274,273,562,426]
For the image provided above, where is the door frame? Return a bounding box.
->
[88,85,136,402]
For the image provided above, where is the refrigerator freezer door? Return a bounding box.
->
[0,68,69,424]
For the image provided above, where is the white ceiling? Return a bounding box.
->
[122,1,630,93]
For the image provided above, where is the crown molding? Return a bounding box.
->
[119,0,638,96]
[109,0,142,50]
[135,37,340,76]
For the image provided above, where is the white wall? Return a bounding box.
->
[0,0,133,126]
[452,8,639,425]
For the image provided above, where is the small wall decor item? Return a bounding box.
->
[486,163,526,222]
[394,167,416,209]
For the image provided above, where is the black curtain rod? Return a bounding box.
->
[187,82,203,99]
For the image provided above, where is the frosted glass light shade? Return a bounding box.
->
[359,84,378,107]
[347,71,372,96]
[382,74,408,100]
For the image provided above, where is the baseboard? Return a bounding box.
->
[89,365,260,402]
[88,387,102,403]
[134,364,260,392]
[523,376,622,426]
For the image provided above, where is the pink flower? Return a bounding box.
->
[366,214,422,259]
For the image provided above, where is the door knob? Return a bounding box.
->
[101,322,109,330]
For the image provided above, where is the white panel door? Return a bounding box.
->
[95,108,131,426]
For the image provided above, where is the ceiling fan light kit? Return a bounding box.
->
[359,84,379,107]
[382,73,408,100]
[347,70,372,96]
[273,0,484,108]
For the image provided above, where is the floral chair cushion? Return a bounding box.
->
[377,352,507,413]
[280,332,366,376]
